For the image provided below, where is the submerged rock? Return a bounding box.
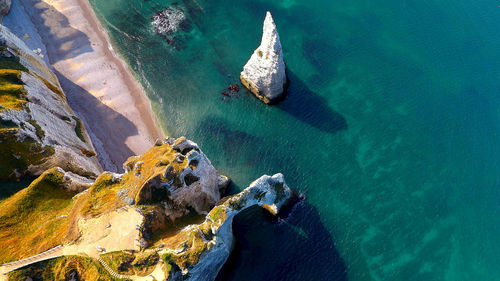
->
[240,12,287,104]
[151,6,186,35]
[0,0,10,19]
[151,5,192,51]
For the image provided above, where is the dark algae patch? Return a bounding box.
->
[72,115,86,143]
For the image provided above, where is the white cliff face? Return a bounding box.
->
[160,173,295,280]
[122,136,230,221]
[168,137,230,216]
[240,11,287,104]
[0,24,102,179]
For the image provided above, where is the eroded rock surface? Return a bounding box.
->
[0,136,295,281]
[0,24,102,180]
[240,11,287,104]
[158,173,295,280]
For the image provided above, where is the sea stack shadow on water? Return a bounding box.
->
[240,11,287,104]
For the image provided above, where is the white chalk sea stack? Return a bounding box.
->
[240,11,287,104]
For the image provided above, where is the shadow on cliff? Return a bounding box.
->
[55,71,136,172]
[20,0,92,63]
[216,201,348,281]
[0,176,36,200]
[277,70,347,134]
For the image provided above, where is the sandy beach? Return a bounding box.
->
[4,0,164,171]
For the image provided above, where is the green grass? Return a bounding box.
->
[209,205,227,223]
[101,251,159,276]
[101,251,135,275]
[0,47,28,72]
[72,116,86,143]
[0,69,27,111]
[0,128,55,180]
[28,119,45,140]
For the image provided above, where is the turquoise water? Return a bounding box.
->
[88,0,500,280]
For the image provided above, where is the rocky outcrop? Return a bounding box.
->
[0,0,10,19]
[0,135,295,280]
[123,136,231,221]
[0,24,102,180]
[240,11,287,104]
[159,173,295,280]
[0,19,296,281]
[0,137,231,264]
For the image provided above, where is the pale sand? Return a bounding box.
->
[0,207,147,280]
[64,206,143,258]
[15,0,164,171]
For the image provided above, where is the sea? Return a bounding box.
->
[85,0,500,280]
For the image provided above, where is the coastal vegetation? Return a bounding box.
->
[0,25,102,181]
[101,250,158,276]
[0,3,297,280]
[0,168,78,263]
[7,255,125,281]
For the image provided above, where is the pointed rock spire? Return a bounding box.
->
[240,11,287,104]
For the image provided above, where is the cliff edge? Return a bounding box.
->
[0,24,102,180]
[0,137,295,281]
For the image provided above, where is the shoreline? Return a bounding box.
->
[5,0,164,171]
[75,0,165,144]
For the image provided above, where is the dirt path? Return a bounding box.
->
[0,207,150,280]
[0,246,63,280]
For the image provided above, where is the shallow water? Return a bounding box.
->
[88,0,500,280]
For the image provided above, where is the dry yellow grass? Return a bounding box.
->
[0,69,27,111]
[0,168,79,263]
[0,142,193,263]
[0,141,207,278]
[7,255,126,281]
[78,142,189,218]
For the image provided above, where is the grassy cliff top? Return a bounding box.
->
[7,255,127,281]
[0,141,192,263]
[0,168,79,263]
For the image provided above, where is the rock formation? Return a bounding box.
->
[0,25,102,180]
[240,11,287,104]
[0,20,297,281]
[165,173,295,280]
[0,137,296,280]
[122,136,231,221]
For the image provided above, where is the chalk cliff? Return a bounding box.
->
[165,173,294,280]
[0,139,296,281]
[240,11,287,104]
[0,20,297,281]
[0,25,102,180]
